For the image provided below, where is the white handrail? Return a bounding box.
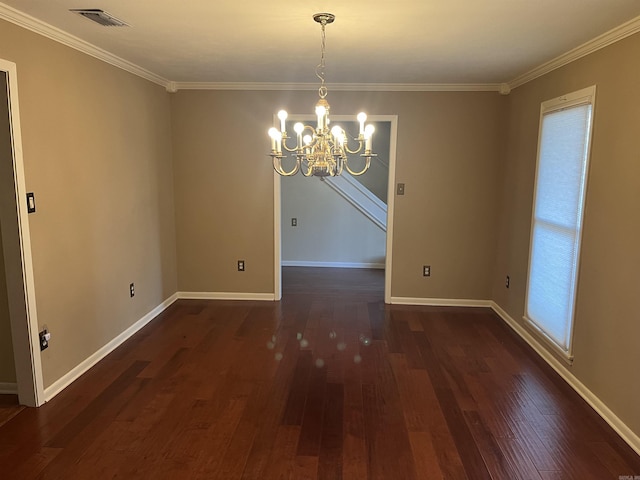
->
[321,172,387,231]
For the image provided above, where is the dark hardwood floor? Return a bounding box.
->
[0,394,23,429]
[0,266,638,479]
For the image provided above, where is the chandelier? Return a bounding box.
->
[268,13,376,177]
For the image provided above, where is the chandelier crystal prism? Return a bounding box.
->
[268,13,376,177]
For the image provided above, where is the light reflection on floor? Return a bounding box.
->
[266,328,372,366]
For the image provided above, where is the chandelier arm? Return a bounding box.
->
[300,163,314,176]
[344,157,372,176]
[343,139,365,155]
[272,156,301,176]
[281,137,299,153]
[301,124,317,143]
[290,125,317,155]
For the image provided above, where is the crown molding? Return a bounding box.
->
[0,3,170,88]
[172,81,505,92]
[509,14,640,90]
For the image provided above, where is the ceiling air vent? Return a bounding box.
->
[70,9,128,27]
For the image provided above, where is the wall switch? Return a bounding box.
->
[26,192,36,213]
[130,283,135,297]
[238,260,245,272]
[505,275,510,288]
[291,218,297,227]
[397,183,405,196]
[39,328,49,351]
[423,265,431,277]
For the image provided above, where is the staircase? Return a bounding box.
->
[321,170,387,231]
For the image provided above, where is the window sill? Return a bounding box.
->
[522,316,574,366]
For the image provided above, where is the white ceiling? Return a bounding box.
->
[2,0,640,88]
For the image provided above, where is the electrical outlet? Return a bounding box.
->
[291,218,297,227]
[423,265,431,277]
[238,260,245,272]
[130,283,135,297]
[505,275,510,288]
[39,328,50,351]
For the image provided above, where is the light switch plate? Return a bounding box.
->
[26,192,36,213]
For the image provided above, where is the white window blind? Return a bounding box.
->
[526,87,595,358]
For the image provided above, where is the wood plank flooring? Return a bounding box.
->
[0,394,23,428]
[1,267,639,478]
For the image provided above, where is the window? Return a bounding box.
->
[525,86,596,361]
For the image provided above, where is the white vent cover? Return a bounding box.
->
[70,9,128,27]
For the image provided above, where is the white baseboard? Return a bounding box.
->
[389,296,492,307]
[0,382,18,394]
[490,301,640,457]
[177,291,275,301]
[43,293,179,402]
[281,261,385,269]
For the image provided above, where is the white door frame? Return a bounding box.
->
[273,114,398,303]
[0,59,44,406]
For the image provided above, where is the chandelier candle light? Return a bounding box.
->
[268,13,376,177]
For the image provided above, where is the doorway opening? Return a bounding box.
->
[0,60,44,406]
[273,115,398,303]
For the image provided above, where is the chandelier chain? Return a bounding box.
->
[316,19,328,99]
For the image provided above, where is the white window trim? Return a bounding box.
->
[523,85,596,364]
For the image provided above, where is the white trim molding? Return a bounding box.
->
[43,293,179,402]
[384,118,398,304]
[509,15,640,90]
[282,261,384,269]
[274,167,282,302]
[389,297,492,308]
[490,301,640,457]
[0,382,18,394]
[177,292,276,301]
[0,3,169,88]
[171,82,505,92]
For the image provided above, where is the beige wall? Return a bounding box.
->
[493,33,640,437]
[171,90,506,300]
[0,20,177,388]
[389,92,507,299]
[170,91,276,294]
